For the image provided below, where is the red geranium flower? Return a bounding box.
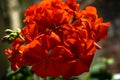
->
[5,38,25,71]
[5,0,110,78]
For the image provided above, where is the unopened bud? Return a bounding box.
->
[1,35,10,42]
[10,32,18,38]
[2,29,25,43]
[8,37,15,43]
[5,29,13,34]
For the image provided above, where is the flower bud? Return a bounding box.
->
[1,35,10,42]
[2,29,20,43]
[8,36,16,43]
[10,32,18,38]
[5,29,13,34]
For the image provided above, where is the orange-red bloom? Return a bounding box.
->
[5,0,110,78]
[5,38,25,71]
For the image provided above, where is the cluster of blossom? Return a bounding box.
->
[5,0,110,78]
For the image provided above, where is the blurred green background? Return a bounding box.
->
[0,0,120,80]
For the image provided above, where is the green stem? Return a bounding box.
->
[18,34,25,42]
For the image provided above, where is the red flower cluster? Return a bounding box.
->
[5,0,110,78]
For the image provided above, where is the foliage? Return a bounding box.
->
[2,66,33,80]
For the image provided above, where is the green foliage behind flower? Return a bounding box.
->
[2,66,34,80]
[84,58,114,80]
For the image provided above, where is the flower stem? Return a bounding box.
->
[18,34,25,42]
